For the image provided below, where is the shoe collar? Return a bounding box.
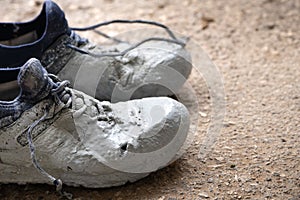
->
[0,0,71,71]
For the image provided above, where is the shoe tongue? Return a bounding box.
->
[43,0,70,41]
[18,58,50,101]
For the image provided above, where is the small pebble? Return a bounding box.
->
[198,192,209,198]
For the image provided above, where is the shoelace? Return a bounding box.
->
[27,75,72,199]
[66,19,188,57]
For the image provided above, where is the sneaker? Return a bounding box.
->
[0,0,192,101]
[0,58,190,188]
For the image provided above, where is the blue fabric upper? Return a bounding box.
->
[0,0,70,83]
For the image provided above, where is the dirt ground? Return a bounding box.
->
[0,0,299,199]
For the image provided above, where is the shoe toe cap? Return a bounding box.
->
[71,90,190,173]
[98,97,190,173]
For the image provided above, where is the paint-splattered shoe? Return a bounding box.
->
[0,58,190,189]
[0,0,192,102]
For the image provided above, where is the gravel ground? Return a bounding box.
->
[0,0,299,199]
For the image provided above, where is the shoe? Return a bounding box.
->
[0,0,192,101]
[0,58,190,188]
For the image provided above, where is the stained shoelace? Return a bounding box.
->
[66,19,188,57]
[27,75,72,199]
